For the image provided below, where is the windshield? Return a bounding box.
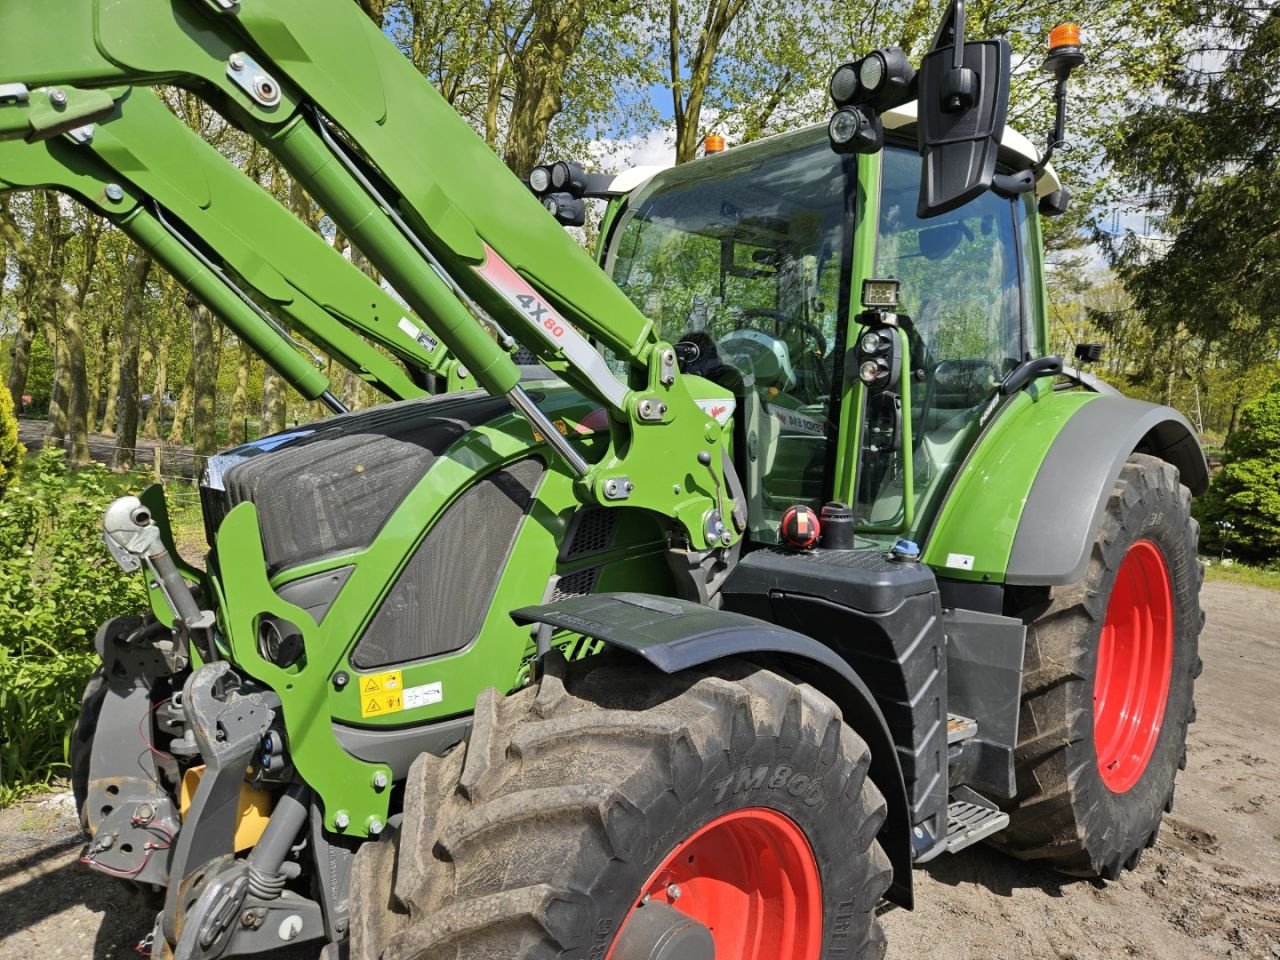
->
[604,129,849,542]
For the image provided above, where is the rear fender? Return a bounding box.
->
[1007,397,1207,585]
[511,591,915,909]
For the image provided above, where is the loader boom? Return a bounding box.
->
[0,0,736,552]
[0,86,475,405]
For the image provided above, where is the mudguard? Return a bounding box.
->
[1006,396,1208,586]
[511,591,915,908]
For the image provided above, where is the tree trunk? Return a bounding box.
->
[167,365,193,445]
[63,298,91,465]
[668,0,749,164]
[227,338,252,446]
[261,366,288,436]
[6,276,36,412]
[111,253,154,471]
[501,0,590,175]
[99,346,123,436]
[61,215,102,466]
[189,298,218,482]
[42,314,70,450]
[143,340,169,439]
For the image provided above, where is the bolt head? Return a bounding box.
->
[334,811,350,829]
[105,183,124,202]
[666,883,682,900]
[49,88,67,106]
[368,818,384,836]
[229,53,245,71]
[372,771,389,790]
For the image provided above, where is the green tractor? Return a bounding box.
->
[0,1,1204,957]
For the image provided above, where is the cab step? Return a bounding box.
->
[945,794,1010,853]
[947,713,978,744]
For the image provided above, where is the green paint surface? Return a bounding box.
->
[922,386,1098,581]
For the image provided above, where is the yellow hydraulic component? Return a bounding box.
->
[179,765,274,852]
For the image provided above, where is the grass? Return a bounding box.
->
[1202,558,1280,591]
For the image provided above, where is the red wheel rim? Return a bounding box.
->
[606,807,822,960]
[1094,539,1175,793]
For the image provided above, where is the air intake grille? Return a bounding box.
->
[550,566,600,602]
[560,508,618,560]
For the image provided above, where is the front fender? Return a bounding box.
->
[511,591,915,909]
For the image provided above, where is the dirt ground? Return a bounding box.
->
[1,579,1276,959]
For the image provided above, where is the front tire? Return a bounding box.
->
[999,453,1203,878]
[350,654,892,959]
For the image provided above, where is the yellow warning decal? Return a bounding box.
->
[359,670,404,718]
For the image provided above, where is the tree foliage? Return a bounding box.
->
[1197,380,1280,563]
[0,378,21,500]
[1104,3,1279,347]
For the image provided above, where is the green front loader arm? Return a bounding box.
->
[0,86,468,404]
[0,0,735,551]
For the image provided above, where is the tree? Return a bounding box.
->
[0,379,23,499]
[1104,4,1278,353]
[1198,380,1280,563]
[110,252,154,471]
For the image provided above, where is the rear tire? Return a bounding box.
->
[349,653,892,959]
[998,453,1202,877]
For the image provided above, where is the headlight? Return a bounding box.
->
[829,62,860,106]
[859,330,884,354]
[858,53,885,93]
[828,107,862,146]
[859,359,884,384]
[528,165,551,194]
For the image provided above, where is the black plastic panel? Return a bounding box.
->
[722,547,949,841]
[201,392,510,574]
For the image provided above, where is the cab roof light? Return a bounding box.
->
[703,134,726,154]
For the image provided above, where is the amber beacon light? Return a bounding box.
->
[703,134,726,154]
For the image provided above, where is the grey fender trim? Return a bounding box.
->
[512,591,914,909]
[1007,396,1207,586]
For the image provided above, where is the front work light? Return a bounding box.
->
[856,46,914,108]
[861,278,900,309]
[830,62,861,106]
[543,192,586,227]
[528,165,552,194]
[828,106,883,154]
[550,160,587,194]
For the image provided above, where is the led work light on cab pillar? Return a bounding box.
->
[850,278,908,466]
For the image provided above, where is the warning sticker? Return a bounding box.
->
[359,670,403,718]
[946,553,976,571]
[404,682,443,710]
[357,672,443,717]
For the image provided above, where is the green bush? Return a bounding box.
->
[0,388,23,500]
[0,449,149,802]
[1198,380,1280,563]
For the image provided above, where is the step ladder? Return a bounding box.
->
[945,787,1010,853]
[947,713,978,744]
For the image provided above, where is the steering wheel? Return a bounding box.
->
[719,328,797,392]
[739,307,827,356]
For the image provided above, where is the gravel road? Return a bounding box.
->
[1,579,1276,959]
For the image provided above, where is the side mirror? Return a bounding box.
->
[915,0,1011,218]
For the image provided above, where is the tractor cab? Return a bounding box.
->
[600,114,1058,547]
